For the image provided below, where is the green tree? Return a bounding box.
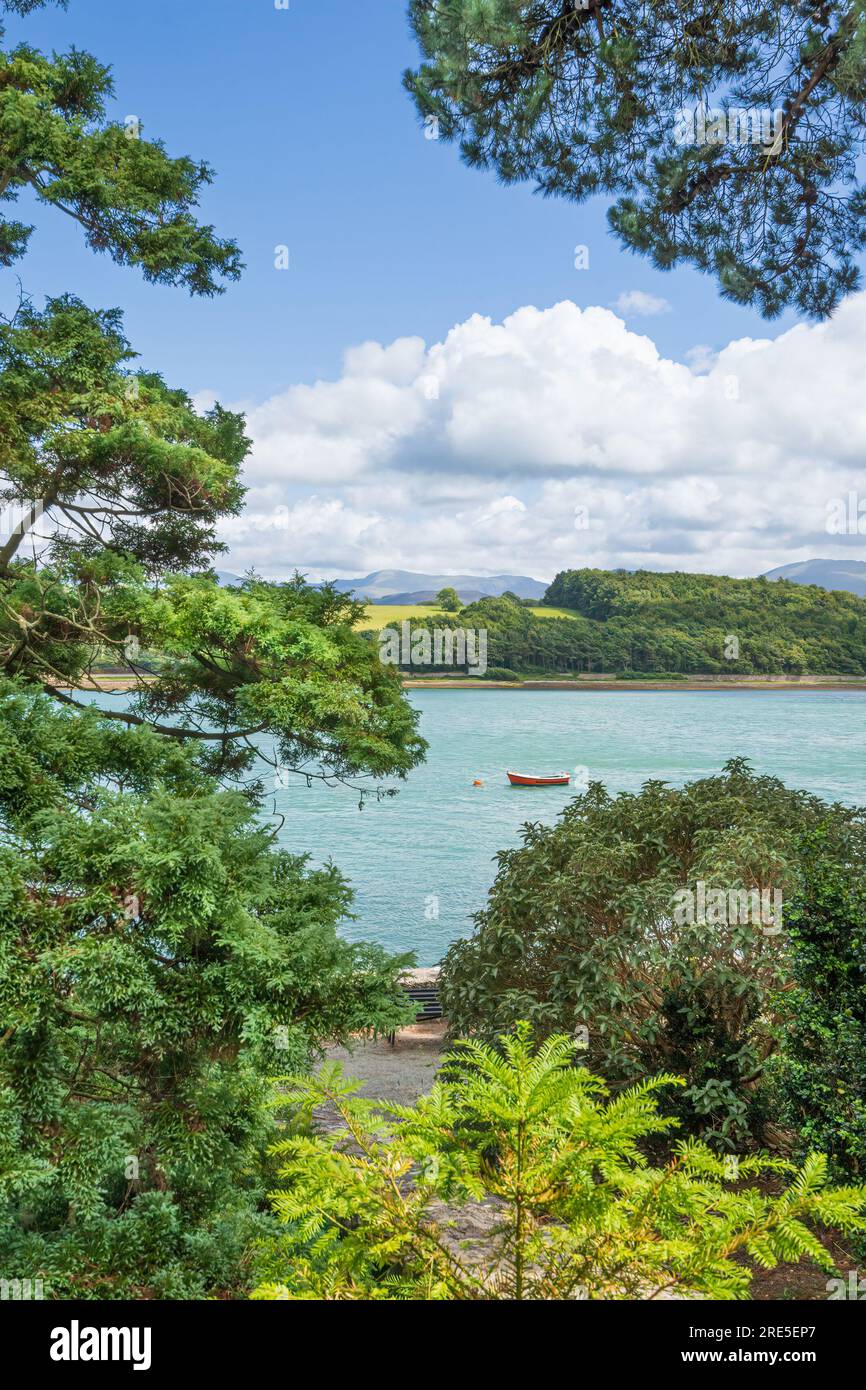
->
[252,1024,866,1300]
[436,585,462,612]
[0,292,424,788]
[769,826,866,1179]
[0,685,414,1298]
[405,0,866,318]
[439,761,866,1147]
[0,0,423,1298]
[0,0,424,785]
[0,0,241,292]
[386,569,866,678]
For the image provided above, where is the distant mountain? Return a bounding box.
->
[214,570,243,587]
[329,570,547,602]
[763,559,866,598]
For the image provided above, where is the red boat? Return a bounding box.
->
[507,771,571,787]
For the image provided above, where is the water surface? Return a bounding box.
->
[261,690,866,964]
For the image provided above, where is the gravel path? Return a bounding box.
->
[319,1018,446,1117]
[318,1019,507,1279]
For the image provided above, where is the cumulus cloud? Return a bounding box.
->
[217,296,866,584]
[611,289,672,317]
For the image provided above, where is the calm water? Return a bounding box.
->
[265,690,866,964]
[93,690,866,966]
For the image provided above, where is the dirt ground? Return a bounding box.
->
[319,1020,519,1273]
[320,1018,447,1113]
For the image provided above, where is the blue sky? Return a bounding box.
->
[5,0,795,398]
[4,0,863,583]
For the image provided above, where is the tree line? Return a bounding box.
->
[390,570,866,676]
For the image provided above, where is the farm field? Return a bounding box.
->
[356,603,578,631]
[528,605,579,620]
[355,603,445,630]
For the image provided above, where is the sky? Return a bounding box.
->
[4,0,866,584]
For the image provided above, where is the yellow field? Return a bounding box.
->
[355,603,445,631]
[528,605,579,620]
[356,603,576,630]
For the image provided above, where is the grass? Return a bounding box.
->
[354,603,445,632]
[528,605,579,620]
[356,603,577,631]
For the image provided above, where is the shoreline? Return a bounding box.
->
[401,678,866,692]
[55,674,866,694]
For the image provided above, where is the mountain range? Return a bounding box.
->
[327,570,547,602]
[214,561,866,602]
[763,559,866,598]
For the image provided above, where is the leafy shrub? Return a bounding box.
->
[252,1024,866,1301]
[482,667,520,682]
[439,761,866,1147]
[768,825,866,1178]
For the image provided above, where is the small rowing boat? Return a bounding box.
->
[507,771,571,787]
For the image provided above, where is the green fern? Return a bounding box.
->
[252,1023,866,1301]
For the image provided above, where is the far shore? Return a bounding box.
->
[52,672,866,695]
[401,677,866,692]
[55,673,866,694]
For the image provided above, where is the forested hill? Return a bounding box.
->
[400,569,866,677]
[532,569,866,675]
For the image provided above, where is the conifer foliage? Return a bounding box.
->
[0,0,420,1297]
[406,1,866,318]
[0,0,241,292]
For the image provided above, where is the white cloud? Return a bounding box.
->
[217,295,866,584]
[684,344,717,374]
[611,289,672,317]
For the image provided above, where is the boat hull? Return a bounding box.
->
[507,771,571,787]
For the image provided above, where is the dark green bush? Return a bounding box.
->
[440,761,866,1149]
[482,667,520,682]
[769,826,866,1178]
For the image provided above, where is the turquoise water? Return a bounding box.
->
[91,690,866,966]
[264,690,866,965]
